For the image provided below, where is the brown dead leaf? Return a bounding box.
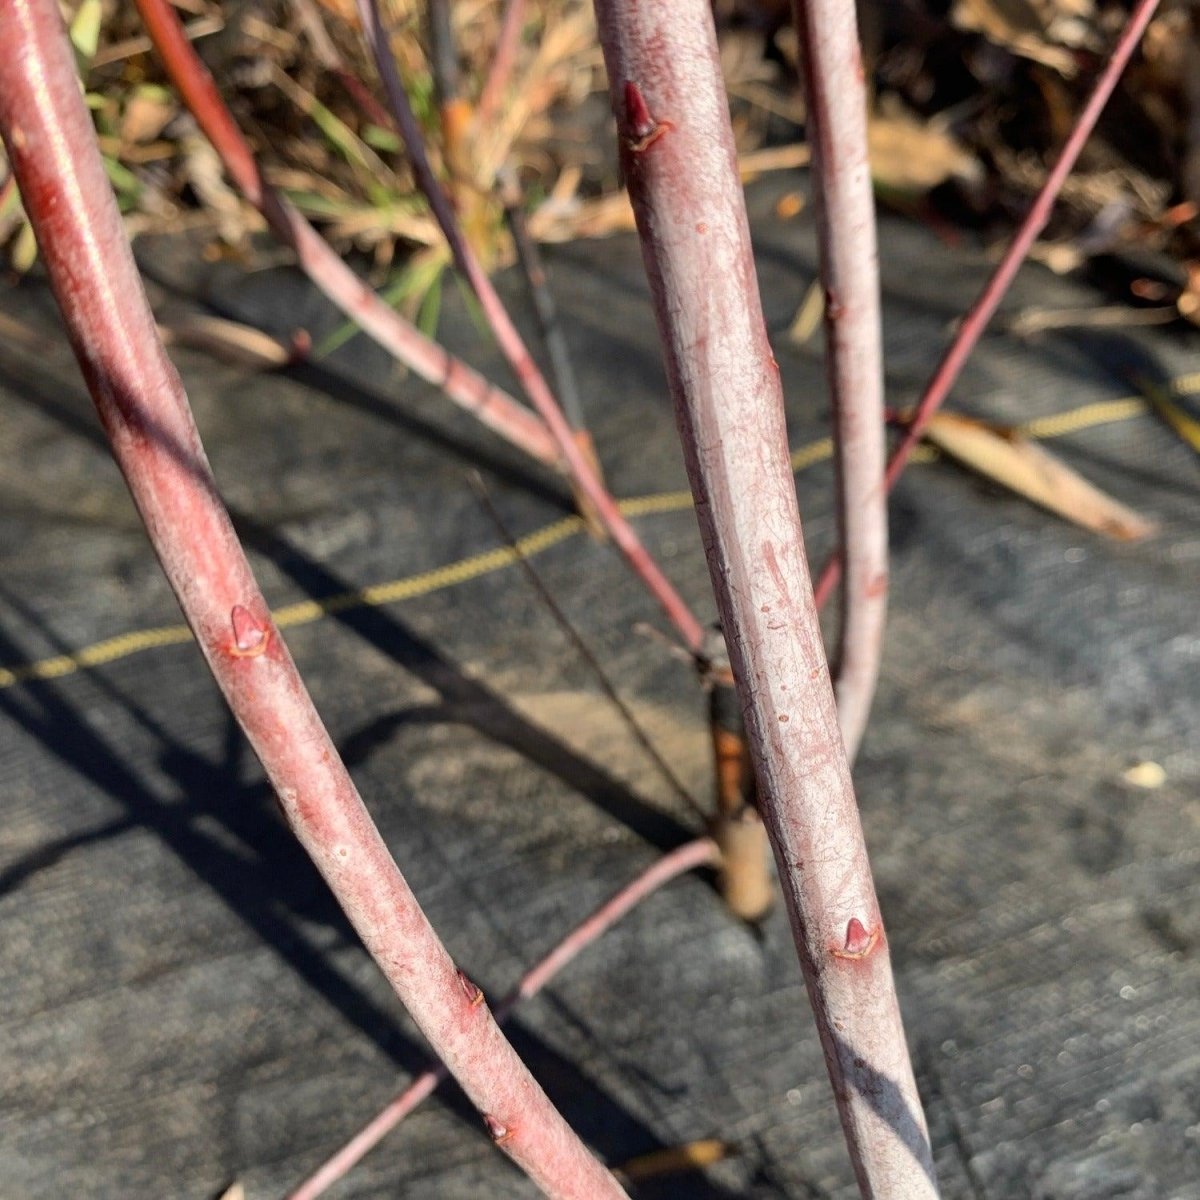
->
[951,0,1090,73]
[119,87,175,146]
[528,145,809,244]
[868,101,981,195]
[922,410,1156,540]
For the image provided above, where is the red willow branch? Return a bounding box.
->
[355,0,706,654]
[288,837,720,1200]
[791,0,887,764]
[811,0,1163,609]
[133,0,559,469]
[592,0,937,1194]
[477,0,528,128]
[0,3,625,1196]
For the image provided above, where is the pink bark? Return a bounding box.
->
[288,837,719,1200]
[592,0,937,1194]
[477,0,528,126]
[812,0,1163,606]
[356,0,706,653]
[0,4,624,1196]
[791,0,887,763]
[133,0,559,469]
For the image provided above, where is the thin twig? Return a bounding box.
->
[812,0,1164,609]
[499,168,586,431]
[89,14,222,68]
[477,0,528,128]
[427,0,460,109]
[285,837,720,1200]
[426,0,473,190]
[356,0,705,653]
[134,0,561,468]
[289,0,339,70]
[469,472,704,821]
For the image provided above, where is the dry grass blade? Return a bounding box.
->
[158,312,308,368]
[921,410,1157,539]
[528,143,810,244]
[1006,305,1178,336]
[616,1138,734,1183]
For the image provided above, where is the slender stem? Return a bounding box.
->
[791,0,887,764]
[133,0,560,469]
[0,5,626,1196]
[427,0,460,110]
[471,475,703,821]
[286,837,719,1200]
[500,168,586,431]
[357,0,706,653]
[477,0,528,128]
[811,0,1163,608]
[426,0,473,190]
[592,0,937,1193]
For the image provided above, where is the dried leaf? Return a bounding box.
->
[922,410,1156,540]
[617,1138,735,1182]
[120,85,176,146]
[787,278,824,345]
[868,102,981,195]
[951,0,1086,73]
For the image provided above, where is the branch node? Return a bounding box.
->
[229,605,269,657]
[484,1114,515,1146]
[622,81,673,152]
[832,916,880,960]
[457,969,486,1008]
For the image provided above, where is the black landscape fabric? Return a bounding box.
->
[1,180,1198,1198]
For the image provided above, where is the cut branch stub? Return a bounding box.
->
[706,642,774,922]
[593,0,937,1193]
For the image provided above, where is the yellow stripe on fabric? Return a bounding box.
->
[0,380,1189,692]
